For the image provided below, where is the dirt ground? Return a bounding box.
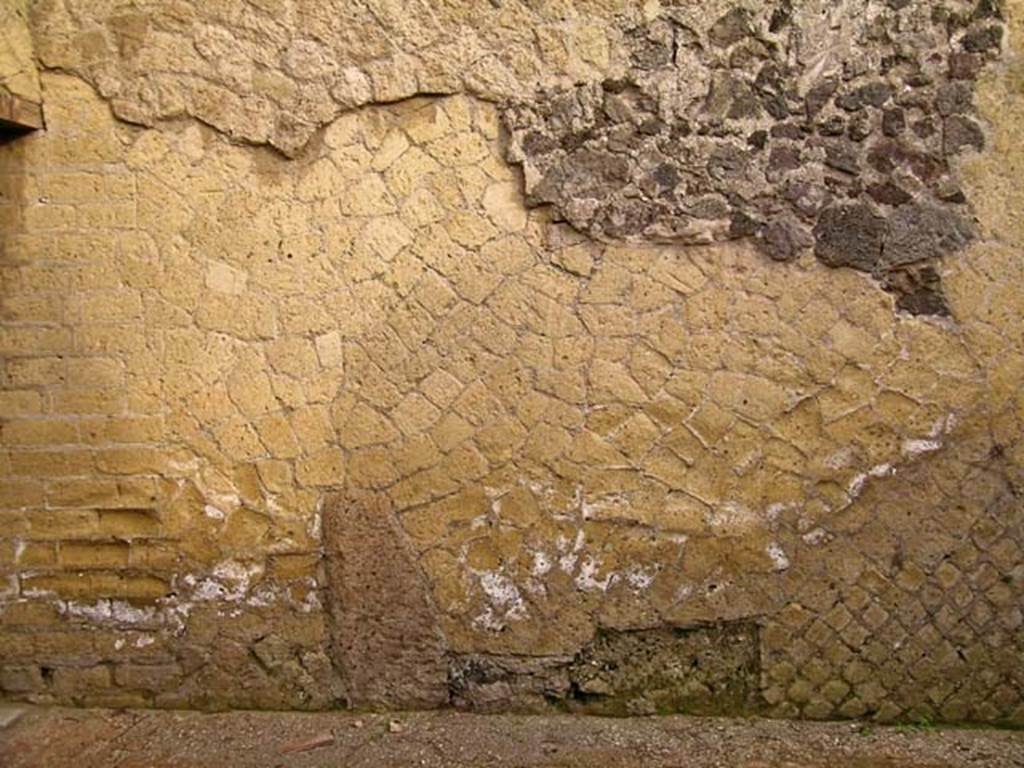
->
[1,706,1022,768]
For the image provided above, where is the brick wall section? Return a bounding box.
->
[0,76,337,709]
[1,79,165,600]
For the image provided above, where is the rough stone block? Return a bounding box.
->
[567,624,762,716]
[322,492,448,708]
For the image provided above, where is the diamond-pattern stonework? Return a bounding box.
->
[763,456,1024,723]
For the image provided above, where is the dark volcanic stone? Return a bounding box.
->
[973,0,1004,20]
[944,115,985,154]
[727,86,763,120]
[530,149,631,205]
[825,141,860,174]
[522,131,557,155]
[729,40,772,69]
[867,140,900,173]
[603,198,656,238]
[755,64,791,119]
[630,35,673,69]
[882,108,906,137]
[602,78,630,93]
[881,203,974,268]
[885,266,951,316]
[652,163,680,189]
[763,217,813,262]
[806,78,839,118]
[708,145,750,180]
[936,82,973,116]
[823,175,862,198]
[906,151,945,183]
[770,2,792,32]
[868,140,945,182]
[687,196,730,220]
[818,116,846,136]
[949,52,984,80]
[867,182,912,207]
[848,114,873,142]
[771,123,805,140]
[500,5,1004,319]
[769,146,803,175]
[912,118,937,139]
[784,180,829,218]
[730,208,761,238]
[813,203,886,271]
[860,82,895,108]
[961,24,1002,52]
[837,82,894,111]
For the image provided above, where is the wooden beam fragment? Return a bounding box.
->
[0,90,43,132]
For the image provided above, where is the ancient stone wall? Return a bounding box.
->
[0,0,1022,724]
